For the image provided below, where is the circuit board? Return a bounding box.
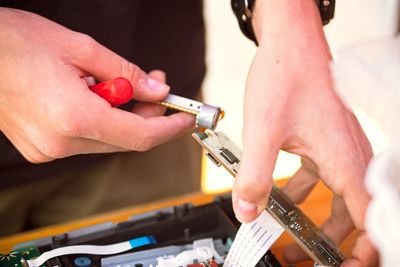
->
[192,130,346,267]
[0,247,43,267]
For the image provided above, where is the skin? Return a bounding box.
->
[0,8,194,163]
[0,4,377,266]
[231,0,378,266]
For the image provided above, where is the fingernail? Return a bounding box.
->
[237,198,257,212]
[146,77,169,91]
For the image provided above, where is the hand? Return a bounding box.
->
[0,8,194,163]
[231,1,378,266]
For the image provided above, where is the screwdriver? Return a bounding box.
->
[89,77,224,130]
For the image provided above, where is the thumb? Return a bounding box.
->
[232,125,282,223]
[70,34,170,101]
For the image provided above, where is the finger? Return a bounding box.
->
[281,160,319,204]
[282,242,308,263]
[341,233,378,267]
[132,102,166,118]
[68,34,170,102]
[142,113,195,146]
[131,70,167,117]
[283,232,378,266]
[318,196,377,267]
[321,196,355,244]
[51,137,129,157]
[29,113,130,161]
[48,75,194,152]
[78,94,195,150]
[232,47,292,223]
[23,117,130,160]
[232,126,282,223]
[148,69,166,83]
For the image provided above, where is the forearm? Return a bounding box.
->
[252,0,331,58]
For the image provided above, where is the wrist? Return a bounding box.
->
[252,0,324,45]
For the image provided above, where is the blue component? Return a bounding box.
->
[128,236,157,249]
[74,256,92,267]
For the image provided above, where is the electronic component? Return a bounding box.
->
[5,189,282,267]
[160,94,224,130]
[89,77,224,130]
[25,236,155,267]
[156,246,214,266]
[102,238,226,267]
[0,247,42,267]
[192,130,346,267]
[188,259,218,267]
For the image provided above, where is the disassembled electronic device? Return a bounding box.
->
[160,94,224,130]
[23,236,156,267]
[0,199,281,267]
[102,238,225,267]
[192,130,346,267]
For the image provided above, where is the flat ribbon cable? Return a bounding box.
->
[24,236,156,267]
[192,130,346,267]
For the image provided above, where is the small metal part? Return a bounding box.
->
[206,153,221,167]
[317,240,342,266]
[160,94,223,130]
[323,0,330,6]
[192,130,346,267]
[20,257,29,267]
[220,148,239,164]
[269,188,295,215]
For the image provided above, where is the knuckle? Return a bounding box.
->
[236,173,271,200]
[73,32,99,58]
[21,150,46,164]
[28,153,52,164]
[134,133,156,152]
[52,105,85,137]
[120,60,141,84]
[35,136,70,159]
[58,116,83,137]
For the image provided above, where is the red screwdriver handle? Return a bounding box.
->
[89,77,133,107]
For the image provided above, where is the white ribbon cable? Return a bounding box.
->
[27,236,156,267]
[27,242,130,267]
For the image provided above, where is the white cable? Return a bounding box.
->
[27,236,156,267]
[156,247,213,267]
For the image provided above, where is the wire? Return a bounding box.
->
[26,236,156,267]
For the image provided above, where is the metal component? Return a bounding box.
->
[20,258,29,267]
[244,7,252,19]
[160,94,223,130]
[192,130,346,267]
[317,240,342,266]
[197,104,222,131]
[101,239,228,267]
[323,0,330,6]
[269,189,294,215]
[220,148,239,164]
[206,153,221,167]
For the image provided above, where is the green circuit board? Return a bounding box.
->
[0,246,42,267]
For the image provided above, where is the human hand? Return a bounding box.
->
[231,1,378,266]
[0,8,194,163]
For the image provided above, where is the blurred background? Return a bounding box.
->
[201,0,399,193]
